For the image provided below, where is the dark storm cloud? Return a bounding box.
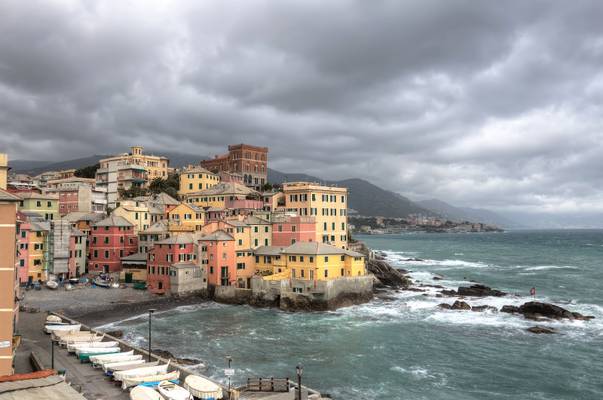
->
[1,0,603,213]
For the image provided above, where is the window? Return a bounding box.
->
[94,250,98,258]
[341,268,345,276]
[255,256,260,263]
[210,266,214,274]
[104,250,109,258]
[292,269,296,278]
[278,225,282,232]
[309,256,314,263]
[104,237,109,244]
[254,226,258,233]
[264,226,269,233]
[300,256,304,262]
[301,269,305,278]
[264,238,269,246]
[325,256,329,262]
[324,269,328,278]
[341,255,345,261]
[237,263,246,270]
[254,239,258,247]
[36,201,41,207]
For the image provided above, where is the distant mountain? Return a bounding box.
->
[10,155,108,176]
[269,170,432,218]
[416,198,523,228]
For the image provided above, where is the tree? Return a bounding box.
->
[148,174,179,199]
[74,163,100,179]
[119,186,148,199]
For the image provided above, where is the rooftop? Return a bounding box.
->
[200,230,234,241]
[186,182,257,197]
[17,192,59,200]
[93,215,133,228]
[155,233,196,244]
[281,242,364,257]
[0,188,23,202]
[254,246,285,256]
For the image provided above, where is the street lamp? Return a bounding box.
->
[296,364,303,400]
[50,337,55,369]
[148,308,156,362]
[226,355,233,392]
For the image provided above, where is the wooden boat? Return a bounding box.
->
[158,380,193,400]
[89,350,136,365]
[114,363,170,381]
[69,278,80,284]
[121,370,180,390]
[130,385,165,400]
[103,360,156,373]
[60,334,103,346]
[183,375,223,400]
[46,280,59,290]
[46,315,62,323]
[77,347,121,362]
[44,323,81,334]
[94,278,111,288]
[67,340,119,352]
[52,329,92,339]
[65,283,74,291]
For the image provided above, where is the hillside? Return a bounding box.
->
[417,198,523,228]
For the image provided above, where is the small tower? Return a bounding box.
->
[0,153,8,190]
[131,146,143,156]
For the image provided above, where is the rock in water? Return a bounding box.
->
[518,302,595,321]
[527,326,557,334]
[438,303,452,310]
[457,284,506,297]
[367,259,412,289]
[501,305,519,314]
[451,300,471,310]
[471,305,498,312]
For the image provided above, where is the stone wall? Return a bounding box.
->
[214,286,253,305]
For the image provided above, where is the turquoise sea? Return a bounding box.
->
[100,231,603,399]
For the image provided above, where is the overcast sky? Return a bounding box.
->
[1,1,603,215]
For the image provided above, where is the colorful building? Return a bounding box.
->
[201,144,268,190]
[255,242,366,283]
[178,166,219,196]
[26,220,51,283]
[88,216,138,274]
[199,230,236,287]
[45,178,106,215]
[112,200,151,233]
[147,234,197,294]
[69,228,87,277]
[282,182,348,249]
[182,182,259,209]
[0,188,21,375]
[271,215,316,246]
[17,192,59,221]
[168,203,205,232]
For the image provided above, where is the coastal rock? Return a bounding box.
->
[406,287,426,292]
[367,259,412,289]
[527,326,557,334]
[471,305,498,312]
[153,349,202,366]
[104,330,123,338]
[440,289,457,297]
[517,302,595,321]
[451,300,471,310]
[457,284,506,297]
[438,303,452,310]
[433,276,443,281]
[500,305,519,314]
[402,258,425,262]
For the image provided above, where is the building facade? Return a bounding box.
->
[178,166,219,196]
[17,192,59,221]
[282,182,348,249]
[88,216,138,274]
[147,235,197,294]
[201,144,268,190]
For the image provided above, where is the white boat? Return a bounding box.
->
[121,370,180,390]
[52,329,92,340]
[183,375,223,400]
[68,341,119,352]
[111,282,120,288]
[75,346,120,356]
[60,334,103,346]
[94,278,111,288]
[158,380,193,400]
[44,324,81,334]
[65,283,74,291]
[46,280,59,290]
[103,359,155,373]
[46,315,62,323]
[89,350,136,364]
[114,362,170,381]
[130,385,165,400]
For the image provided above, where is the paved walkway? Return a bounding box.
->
[15,312,129,400]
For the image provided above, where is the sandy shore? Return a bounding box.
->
[21,285,208,327]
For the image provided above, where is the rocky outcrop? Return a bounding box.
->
[104,329,123,338]
[279,291,373,312]
[457,284,506,297]
[367,259,412,289]
[527,326,557,334]
[500,305,519,314]
[438,300,471,310]
[471,305,498,312]
[517,302,594,321]
[153,349,203,366]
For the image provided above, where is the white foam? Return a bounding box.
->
[523,265,579,271]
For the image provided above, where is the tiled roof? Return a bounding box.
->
[254,246,285,256]
[63,212,105,223]
[170,262,198,269]
[140,221,168,234]
[0,189,23,202]
[93,215,133,227]
[244,215,270,225]
[121,252,148,262]
[155,233,195,244]
[281,242,350,255]
[187,182,257,197]
[200,230,234,241]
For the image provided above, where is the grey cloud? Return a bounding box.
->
[1,0,603,216]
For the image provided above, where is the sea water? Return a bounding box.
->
[99,230,603,399]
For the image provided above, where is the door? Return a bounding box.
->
[220,266,229,286]
[125,273,133,283]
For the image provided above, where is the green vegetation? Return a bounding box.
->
[148,173,179,198]
[74,163,100,178]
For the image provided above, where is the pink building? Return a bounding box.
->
[200,230,236,287]
[271,216,316,246]
[224,198,264,210]
[88,216,138,274]
[147,234,197,295]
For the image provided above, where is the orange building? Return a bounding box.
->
[199,230,236,287]
[201,144,268,190]
[0,188,21,375]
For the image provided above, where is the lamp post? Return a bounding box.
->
[296,364,303,400]
[226,355,232,392]
[148,308,156,362]
[50,337,55,369]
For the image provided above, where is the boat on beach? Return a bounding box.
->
[113,363,170,381]
[103,360,157,373]
[67,340,119,352]
[89,350,136,365]
[46,280,59,290]
[183,375,223,400]
[130,385,165,400]
[44,323,81,334]
[46,315,62,323]
[77,347,121,361]
[94,277,112,288]
[60,334,103,346]
[121,370,180,390]
[158,380,193,400]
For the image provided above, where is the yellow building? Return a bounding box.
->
[243,215,272,248]
[282,182,348,249]
[112,200,150,233]
[18,192,59,221]
[168,203,205,232]
[182,182,258,209]
[178,166,219,196]
[0,153,8,190]
[28,221,50,282]
[255,242,365,281]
